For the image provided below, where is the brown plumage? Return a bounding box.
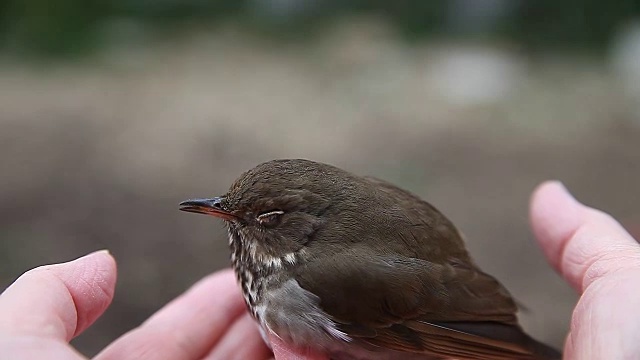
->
[179,159,561,360]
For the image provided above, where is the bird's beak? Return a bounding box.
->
[178,197,237,221]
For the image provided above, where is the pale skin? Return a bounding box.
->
[0,181,638,359]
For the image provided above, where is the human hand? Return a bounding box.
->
[530,181,640,359]
[0,251,280,360]
[0,250,115,359]
[94,267,324,360]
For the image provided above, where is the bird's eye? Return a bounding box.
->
[256,210,284,226]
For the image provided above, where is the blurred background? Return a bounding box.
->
[1,0,640,355]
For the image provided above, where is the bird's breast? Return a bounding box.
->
[227,226,301,321]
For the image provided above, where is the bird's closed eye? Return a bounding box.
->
[256,210,284,226]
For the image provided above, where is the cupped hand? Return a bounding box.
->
[530,181,640,359]
[0,251,278,360]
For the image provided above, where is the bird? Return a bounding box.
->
[179,159,561,359]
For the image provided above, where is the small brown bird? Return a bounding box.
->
[179,159,561,360]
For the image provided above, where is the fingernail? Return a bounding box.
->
[88,249,111,257]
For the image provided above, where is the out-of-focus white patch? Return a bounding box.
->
[610,21,640,124]
[429,46,523,106]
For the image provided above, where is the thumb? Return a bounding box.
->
[0,250,117,341]
[529,181,640,293]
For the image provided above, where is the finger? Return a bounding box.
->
[0,337,87,360]
[95,269,246,360]
[567,267,640,359]
[270,335,328,360]
[203,312,271,360]
[0,250,116,341]
[530,181,640,292]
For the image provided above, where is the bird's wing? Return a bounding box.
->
[294,250,554,359]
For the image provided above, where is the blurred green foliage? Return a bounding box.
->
[510,0,640,49]
[1,0,639,57]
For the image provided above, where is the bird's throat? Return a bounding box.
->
[227,225,302,321]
